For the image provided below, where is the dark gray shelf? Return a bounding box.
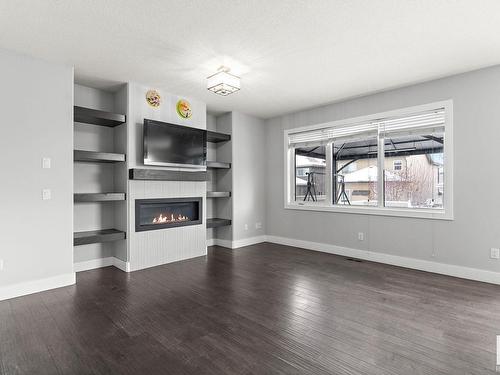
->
[207,161,231,169]
[129,169,207,181]
[207,191,231,198]
[74,193,126,202]
[74,229,126,246]
[207,130,231,143]
[74,106,126,127]
[74,150,125,163]
[206,218,232,228]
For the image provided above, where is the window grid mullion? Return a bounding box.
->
[377,127,385,208]
[326,142,333,206]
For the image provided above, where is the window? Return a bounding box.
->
[285,101,453,219]
[384,134,444,209]
[333,135,378,207]
[294,146,326,202]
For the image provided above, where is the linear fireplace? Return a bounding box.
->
[135,197,202,232]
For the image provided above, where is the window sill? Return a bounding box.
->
[285,202,453,220]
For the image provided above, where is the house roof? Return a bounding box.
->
[296,155,326,168]
[296,177,307,186]
[342,166,401,183]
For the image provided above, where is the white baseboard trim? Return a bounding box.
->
[232,235,268,249]
[207,235,267,249]
[0,273,76,302]
[113,257,131,272]
[266,235,500,285]
[74,257,131,273]
[74,257,114,272]
[213,238,233,249]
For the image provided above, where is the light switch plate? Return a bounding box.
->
[42,189,51,200]
[491,248,500,259]
[42,157,51,169]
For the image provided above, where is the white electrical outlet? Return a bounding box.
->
[244,224,248,231]
[255,222,262,229]
[490,248,500,259]
[42,157,51,169]
[358,232,364,241]
[42,189,51,200]
[0,259,3,271]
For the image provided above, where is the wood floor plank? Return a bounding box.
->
[1,242,500,374]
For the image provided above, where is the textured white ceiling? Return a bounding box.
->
[1,0,500,119]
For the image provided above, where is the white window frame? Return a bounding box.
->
[284,100,454,220]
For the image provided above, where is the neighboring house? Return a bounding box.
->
[338,155,443,208]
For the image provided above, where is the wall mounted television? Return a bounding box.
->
[143,119,207,169]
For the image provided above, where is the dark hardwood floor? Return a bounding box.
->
[1,243,500,374]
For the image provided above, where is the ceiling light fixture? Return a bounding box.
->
[207,66,240,96]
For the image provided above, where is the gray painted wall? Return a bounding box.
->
[265,65,500,274]
[0,49,74,289]
[231,112,267,241]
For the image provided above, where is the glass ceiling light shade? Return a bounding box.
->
[207,67,241,96]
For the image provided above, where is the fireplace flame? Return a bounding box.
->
[152,213,190,224]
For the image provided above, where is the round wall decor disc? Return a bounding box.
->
[146,89,161,108]
[176,99,192,119]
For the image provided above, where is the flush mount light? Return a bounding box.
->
[207,66,240,96]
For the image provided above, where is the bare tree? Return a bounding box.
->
[385,156,436,207]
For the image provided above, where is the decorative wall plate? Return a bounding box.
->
[146,89,161,108]
[176,99,192,119]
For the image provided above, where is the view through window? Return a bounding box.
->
[383,131,444,209]
[333,136,378,206]
[287,103,449,216]
[294,146,326,202]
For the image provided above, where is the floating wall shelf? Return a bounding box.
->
[207,130,231,143]
[206,161,231,169]
[206,218,232,228]
[129,169,207,181]
[74,106,126,127]
[73,229,126,246]
[207,191,231,198]
[74,193,126,202]
[74,150,126,163]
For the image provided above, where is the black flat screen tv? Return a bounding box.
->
[143,119,207,169]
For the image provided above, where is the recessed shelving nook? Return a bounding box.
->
[73,84,128,266]
[206,122,232,239]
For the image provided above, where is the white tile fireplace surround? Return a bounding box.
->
[128,179,207,271]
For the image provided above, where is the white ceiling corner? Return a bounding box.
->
[1,0,500,119]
